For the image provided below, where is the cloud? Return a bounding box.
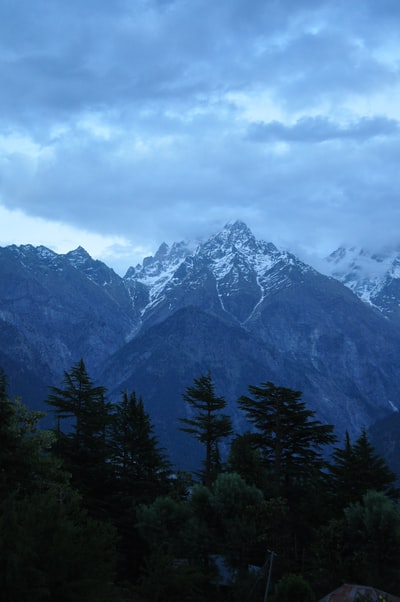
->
[0,205,142,274]
[1,0,400,271]
[248,116,400,144]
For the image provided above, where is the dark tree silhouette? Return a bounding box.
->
[179,373,232,487]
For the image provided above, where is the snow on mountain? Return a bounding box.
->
[326,245,400,315]
[123,220,315,322]
[199,220,284,278]
[64,246,93,268]
[196,221,316,322]
[4,222,400,465]
[6,244,118,286]
[7,244,62,269]
[123,240,193,314]
[64,246,123,288]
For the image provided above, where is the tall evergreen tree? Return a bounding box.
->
[238,382,336,574]
[238,381,335,496]
[353,428,399,496]
[179,373,232,487]
[227,432,268,493]
[46,359,113,516]
[108,390,171,580]
[328,428,399,514]
[110,390,171,502]
[0,369,119,601]
[47,358,109,450]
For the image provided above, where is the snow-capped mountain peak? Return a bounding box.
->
[326,245,400,312]
[125,240,192,282]
[6,244,65,272]
[123,221,315,324]
[65,246,92,266]
[205,220,258,252]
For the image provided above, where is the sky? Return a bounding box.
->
[1,0,400,275]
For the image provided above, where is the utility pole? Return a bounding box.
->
[263,549,276,602]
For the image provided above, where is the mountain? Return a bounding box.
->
[1,222,400,468]
[326,245,400,321]
[0,244,137,410]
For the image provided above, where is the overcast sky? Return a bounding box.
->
[1,0,400,275]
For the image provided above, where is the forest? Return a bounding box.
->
[1,359,400,602]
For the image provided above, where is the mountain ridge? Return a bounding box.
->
[2,221,400,468]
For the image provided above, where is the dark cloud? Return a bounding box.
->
[248,116,400,143]
[1,0,400,267]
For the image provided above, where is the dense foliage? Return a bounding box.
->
[1,363,400,601]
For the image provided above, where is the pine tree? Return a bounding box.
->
[238,381,335,497]
[0,368,120,601]
[47,358,109,451]
[328,428,399,513]
[46,359,113,516]
[108,390,171,581]
[110,390,170,503]
[353,428,399,497]
[227,433,268,493]
[179,373,232,487]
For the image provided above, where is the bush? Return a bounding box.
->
[273,573,316,602]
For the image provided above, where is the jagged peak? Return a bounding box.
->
[135,240,191,272]
[10,243,56,256]
[224,219,253,236]
[6,244,59,265]
[124,239,192,288]
[153,240,191,260]
[154,242,169,260]
[201,220,257,255]
[64,247,100,273]
[221,220,255,243]
[65,246,92,260]
[199,221,285,266]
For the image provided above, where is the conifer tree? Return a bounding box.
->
[46,359,113,516]
[238,382,336,573]
[47,358,109,450]
[110,390,170,503]
[0,368,119,601]
[353,428,398,496]
[328,428,399,513]
[179,373,232,487]
[108,390,171,580]
[227,433,268,493]
[238,381,335,496]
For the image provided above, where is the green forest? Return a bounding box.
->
[1,360,400,601]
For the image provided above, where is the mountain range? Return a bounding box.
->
[1,221,400,469]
